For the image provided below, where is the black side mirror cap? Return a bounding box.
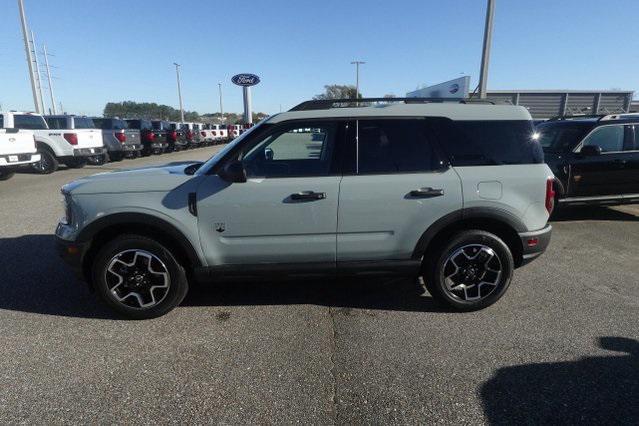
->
[580,145,602,156]
[220,160,247,183]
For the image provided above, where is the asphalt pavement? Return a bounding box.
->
[0,146,637,424]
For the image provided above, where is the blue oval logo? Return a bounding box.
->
[449,83,460,94]
[232,73,260,87]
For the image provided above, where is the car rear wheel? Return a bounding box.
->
[92,235,189,319]
[424,230,514,311]
[31,149,58,174]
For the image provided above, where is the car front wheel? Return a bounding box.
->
[92,235,189,319]
[424,230,514,311]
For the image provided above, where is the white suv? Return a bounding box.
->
[56,98,554,319]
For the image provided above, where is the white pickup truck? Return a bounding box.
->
[0,123,40,181]
[0,112,105,174]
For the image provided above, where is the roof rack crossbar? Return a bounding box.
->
[289,97,503,111]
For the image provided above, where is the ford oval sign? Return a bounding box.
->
[232,73,260,87]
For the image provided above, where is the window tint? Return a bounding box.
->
[113,119,127,130]
[152,121,162,130]
[434,119,543,166]
[92,118,106,129]
[354,119,440,174]
[633,126,639,150]
[241,122,337,178]
[536,123,594,153]
[580,125,624,153]
[73,117,95,129]
[45,117,67,129]
[15,114,48,130]
[0,116,3,128]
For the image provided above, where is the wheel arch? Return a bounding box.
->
[79,213,202,285]
[413,208,525,268]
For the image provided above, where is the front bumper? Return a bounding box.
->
[518,224,552,266]
[73,147,106,157]
[0,152,41,166]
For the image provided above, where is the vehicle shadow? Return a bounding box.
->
[0,234,447,319]
[0,234,116,319]
[480,336,639,424]
[551,205,639,222]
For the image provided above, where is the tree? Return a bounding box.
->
[313,85,361,100]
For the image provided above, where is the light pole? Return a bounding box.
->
[31,31,45,113]
[478,0,495,99]
[350,60,365,100]
[17,0,41,113]
[43,44,56,114]
[173,62,185,123]
[218,82,224,120]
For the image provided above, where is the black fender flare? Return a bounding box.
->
[77,212,202,268]
[412,207,526,260]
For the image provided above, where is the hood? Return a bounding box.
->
[63,162,203,195]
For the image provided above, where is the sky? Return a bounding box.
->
[1,0,638,116]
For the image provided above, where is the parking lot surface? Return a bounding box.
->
[1,146,638,424]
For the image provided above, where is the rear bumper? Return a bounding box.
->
[111,144,142,153]
[0,152,40,166]
[73,147,106,157]
[518,224,552,266]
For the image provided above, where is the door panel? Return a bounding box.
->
[570,125,634,196]
[196,120,343,266]
[197,175,340,265]
[337,170,462,261]
[336,118,462,261]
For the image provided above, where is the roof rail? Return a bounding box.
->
[600,112,639,121]
[289,97,504,111]
[546,114,606,122]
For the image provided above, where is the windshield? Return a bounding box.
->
[197,121,269,175]
[535,122,595,152]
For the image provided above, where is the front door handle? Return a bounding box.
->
[409,187,444,197]
[290,191,326,201]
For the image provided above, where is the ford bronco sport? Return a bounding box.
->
[56,98,553,319]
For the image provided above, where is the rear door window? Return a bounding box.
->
[15,114,48,130]
[353,119,441,174]
[579,125,624,153]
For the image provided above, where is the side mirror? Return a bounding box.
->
[264,147,274,161]
[581,145,602,156]
[220,160,247,183]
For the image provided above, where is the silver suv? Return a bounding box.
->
[56,98,554,319]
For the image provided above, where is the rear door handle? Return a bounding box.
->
[290,191,326,201]
[409,187,444,197]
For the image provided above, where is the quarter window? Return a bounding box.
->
[580,125,624,153]
[241,122,337,178]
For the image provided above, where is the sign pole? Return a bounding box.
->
[243,86,252,124]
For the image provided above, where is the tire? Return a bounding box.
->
[92,234,189,319]
[424,230,514,311]
[109,151,124,162]
[0,169,16,181]
[31,148,59,174]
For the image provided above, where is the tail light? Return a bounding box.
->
[200,131,206,137]
[114,131,127,143]
[186,131,193,140]
[212,131,217,136]
[169,131,177,142]
[143,131,156,143]
[63,133,78,145]
[545,177,556,214]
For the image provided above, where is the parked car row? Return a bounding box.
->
[0,111,241,178]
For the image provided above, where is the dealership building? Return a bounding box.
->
[407,79,634,120]
[482,90,634,119]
